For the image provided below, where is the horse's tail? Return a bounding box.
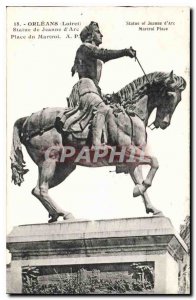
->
[10,117,29,186]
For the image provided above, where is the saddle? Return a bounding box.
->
[55,106,107,144]
[55,99,134,145]
[21,108,54,142]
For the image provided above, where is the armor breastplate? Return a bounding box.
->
[72,43,129,85]
[74,45,102,85]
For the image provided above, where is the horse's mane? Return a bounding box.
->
[114,71,186,104]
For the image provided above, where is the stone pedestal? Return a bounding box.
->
[7,217,188,294]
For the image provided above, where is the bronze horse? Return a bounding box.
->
[10,71,186,223]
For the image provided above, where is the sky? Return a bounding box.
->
[6,6,190,236]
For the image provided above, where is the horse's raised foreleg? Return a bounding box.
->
[32,159,75,223]
[132,154,159,197]
[129,165,163,215]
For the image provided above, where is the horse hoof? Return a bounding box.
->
[48,215,58,223]
[133,185,143,197]
[48,212,63,223]
[48,212,75,223]
[133,185,140,197]
[146,208,164,216]
[63,213,75,220]
[146,208,154,214]
[153,211,164,217]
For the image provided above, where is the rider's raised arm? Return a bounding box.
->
[82,43,135,62]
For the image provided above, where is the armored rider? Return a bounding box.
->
[70,21,136,148]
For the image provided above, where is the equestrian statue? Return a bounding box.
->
[10,22,186,223]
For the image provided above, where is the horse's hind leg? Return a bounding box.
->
[32,159,75,223]
[129,165,163,216]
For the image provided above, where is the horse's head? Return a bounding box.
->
[151,71,186,130]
